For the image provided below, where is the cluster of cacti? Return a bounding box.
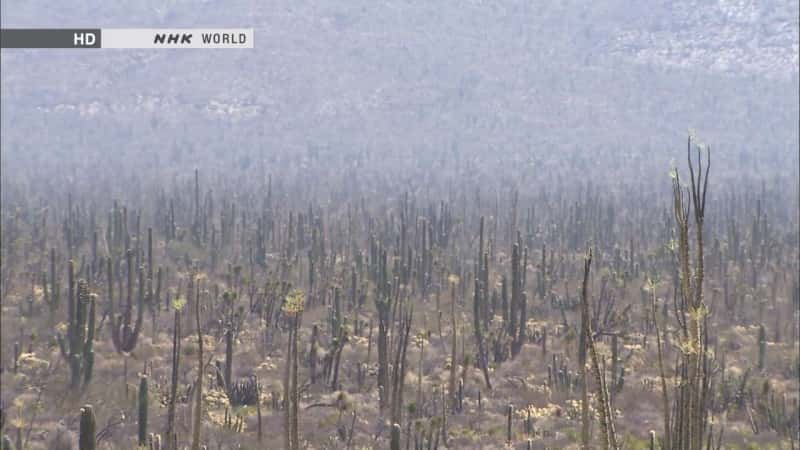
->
[227,376,260,406]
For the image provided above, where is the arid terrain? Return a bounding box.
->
[1,1,799,449]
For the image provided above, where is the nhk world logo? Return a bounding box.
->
[0,28,253,49]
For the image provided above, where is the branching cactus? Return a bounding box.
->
[111,250,144,354]
[57,271,96,389]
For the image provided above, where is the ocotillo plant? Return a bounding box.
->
[665,140,713,450]
[57,273,96,389]
[582,249,619,450]
[79,405,96,450]
[579,249,591,450]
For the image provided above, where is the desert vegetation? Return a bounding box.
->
[0,128,798,449]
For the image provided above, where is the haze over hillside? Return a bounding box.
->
[1,0,798,181]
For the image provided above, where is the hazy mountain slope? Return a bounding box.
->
[1,0,798,180]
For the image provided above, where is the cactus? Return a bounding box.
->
[165,310,180,450]
[148,433,162,450]
[12,342,19,374]
[390,307,413,428]
[79,405,96,450]
[57,271,96,389]
[374,246,391,411]
[221,290,237,391]
[448,279,458,413]
[223,327,234,390]
[283,289,304,450]
[309,324,318,384]
[390,423,401,450]
[111,250,144,354]
[473,217,492,390]
[758,323,767,371]
[45,248,60,314]
[228,377,260,407]
[138,375,149,447]
[506,403,513,444]
[191,287,203,450]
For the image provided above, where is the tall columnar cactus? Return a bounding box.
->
[79,405,96,450]
[45,248,60,314]
[138,375,149,447]
[165,310,181,450]
[57,270,96,389]
[473,217,492,390]
[283,289,304,450]
[224,327,234,391]
[448,278,458,413]
[390,423,401,450]
[111,250,144,354]
[506,404,514,444]
[191,285,204,450]
[309,324,318,384]
[374,246,391,411]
